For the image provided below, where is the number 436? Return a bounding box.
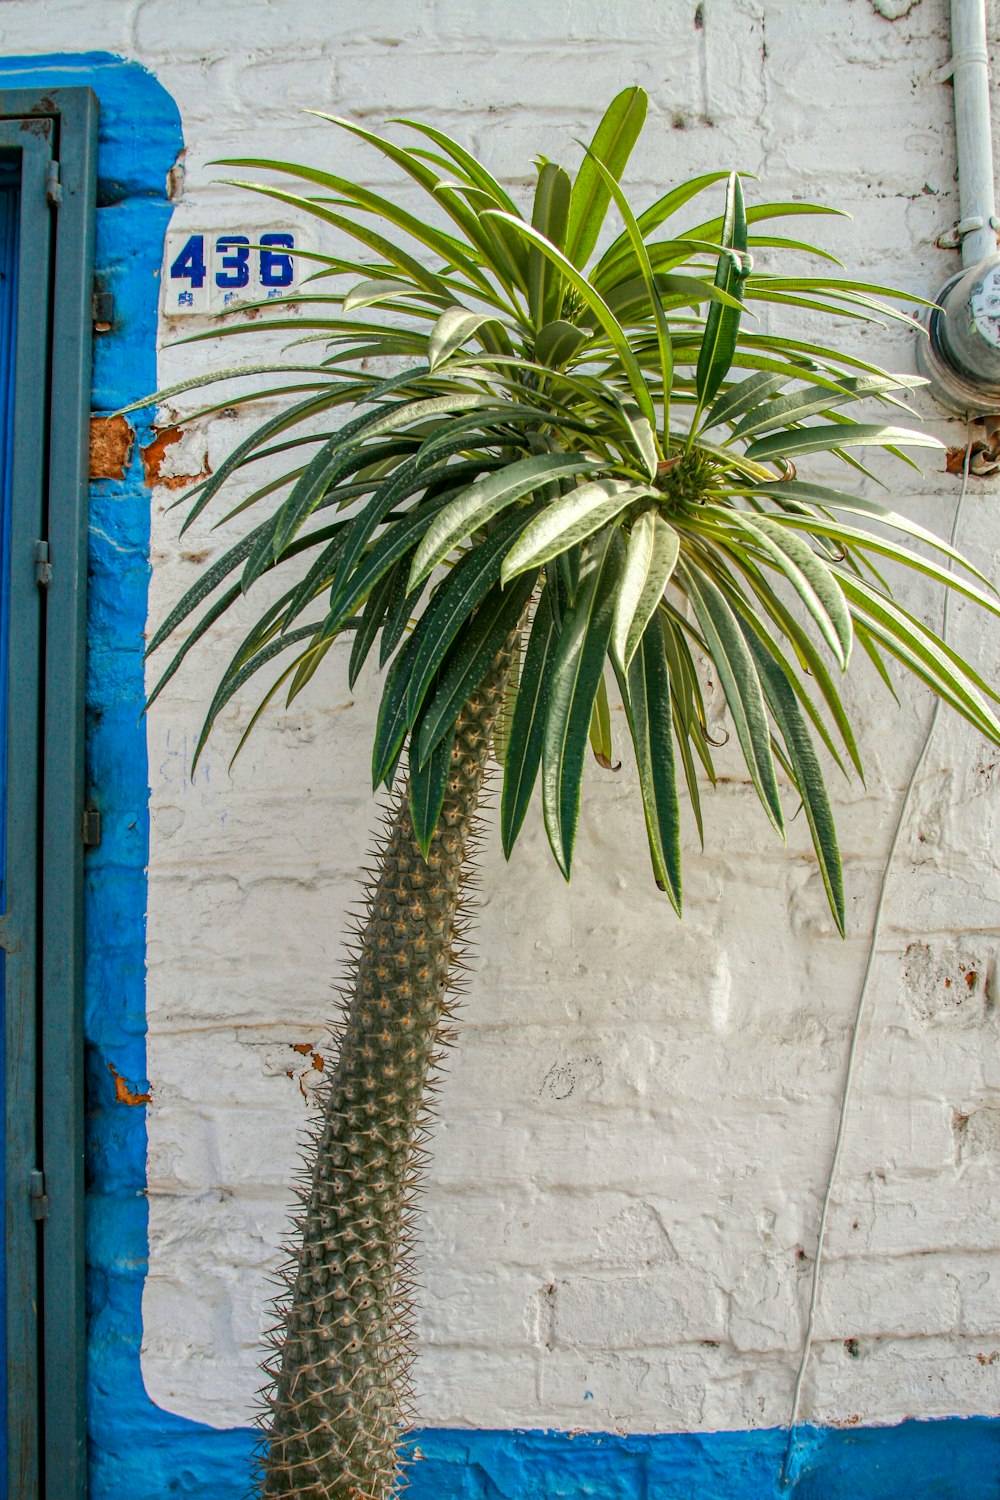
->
[165,230,299,313]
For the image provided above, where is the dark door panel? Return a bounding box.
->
[0,91,95,1500]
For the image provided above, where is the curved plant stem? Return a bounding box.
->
[259,643,516,1500]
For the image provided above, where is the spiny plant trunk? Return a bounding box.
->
[259,646,514,1500]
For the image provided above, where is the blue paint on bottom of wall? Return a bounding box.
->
[0,47,996,1500]
[69,1414,1000,1499]
[404,1419,1000,1499]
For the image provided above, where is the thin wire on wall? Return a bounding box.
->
[780,424,976,1486]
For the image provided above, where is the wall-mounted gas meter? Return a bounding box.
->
[919,252,1000,415]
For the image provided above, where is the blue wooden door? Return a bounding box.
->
[0,164,19,1500]
[0,119,56,1500]
[0,86,95,1500]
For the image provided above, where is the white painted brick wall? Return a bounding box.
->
[6,0,1000,1438]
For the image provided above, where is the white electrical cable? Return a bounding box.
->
[780,426,975,1487]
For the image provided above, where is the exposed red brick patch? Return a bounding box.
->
[141,425,210,490]
[89,415,134,480]
[108,1061,151,1107]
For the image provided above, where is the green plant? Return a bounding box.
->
[140,89,1000,1499]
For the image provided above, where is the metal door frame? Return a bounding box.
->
[0,88,96,1500]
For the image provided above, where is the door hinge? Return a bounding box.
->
[29,1169,49,1222]
[34,540,51,588]
[45,159,62,207]
[92,285,114,330]
[82,804,102,848]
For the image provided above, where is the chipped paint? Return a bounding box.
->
[140,423,210,490]
[107,1062,151,1107]
[89,414,133,480]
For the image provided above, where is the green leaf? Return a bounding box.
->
[744,422,943,463]
[659,611,711,844]
[180,390,347,534]
[408,453,603,588]
[694,172,748,415]
[406,505,538,726]
[221,152,495,298]
[685,199,845,249]
[730,374,911,441]
[192,622,322,771]
[593,169,730,286]
[743,629,844,932]
[725,552,864,778]
[428,306,503,370]
[605,270,746,321]
[390,116,520,215]
[838,573,1000,741]
[326,496,455,644]
[501,478,650,584]
[611,393,659,480]
[415,571,538,764]
[543,527,626,876]
[308,114,517,298]
[611,510,680,670]
[327,445,498,615]
[756,480,994,588]
[380,557,418,666]
[278,526,352,631]
[410,404,587,471]
[214,179,462,305]
[588,672,617,769]
[535,319,593,368]
[116,362,351,419]
[855,622,898,698]
[720,585,849,777]
[482,209,657,427]
[566,86,648,268]
[680,558,785,835]
[702,371,789,433]
[767,512,1000,623]
[529,161,572,328]
[355,391,501,445]
[326,457,434,614]
[146,528,261,657]
[615,619,682,910]
[703,507,853,670]
[343,278,428,313]
[372,627,424,787]
[409,717,459,858]
[348,562,399,689]
[577,142,674,442]
[145,581,243,712]
[501,590,560,856]
[269,406,423,560]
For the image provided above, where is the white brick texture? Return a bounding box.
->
[7,0,1000,1438]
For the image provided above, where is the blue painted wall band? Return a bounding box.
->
[0,50,251,1497]
[0,49,995,1500]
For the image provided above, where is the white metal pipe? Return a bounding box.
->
[950,0,997,266]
